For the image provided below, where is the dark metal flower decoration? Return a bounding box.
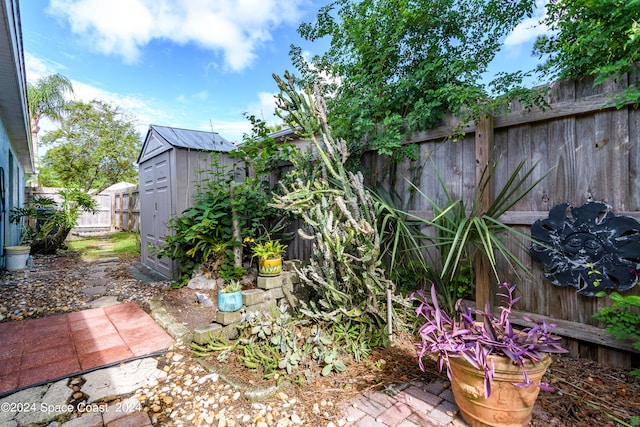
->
[530,202,640,296]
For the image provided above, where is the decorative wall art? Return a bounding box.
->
[530,202,640,296]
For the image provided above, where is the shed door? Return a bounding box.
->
[140,151,174,278]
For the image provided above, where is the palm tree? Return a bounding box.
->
[27,74,74,181]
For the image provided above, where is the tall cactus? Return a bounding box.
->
[271,72,395,354]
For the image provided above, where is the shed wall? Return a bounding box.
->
[139,145,244,279]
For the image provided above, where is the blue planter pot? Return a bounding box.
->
[217,291,242,312]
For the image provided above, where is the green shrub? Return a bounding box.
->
[594,291,640,376]
[153,151,284,287]
[191,303,346,384]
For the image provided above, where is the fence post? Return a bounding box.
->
[127,189,134,232]
[110,192,116,231]
[475,114,494,308]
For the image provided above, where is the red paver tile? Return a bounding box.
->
[0,330,23,348]
[72,321,119,341]
[0,355,21,376]
[116,326,152,343]
[67,308,107,323]
[405,385,443,407]
[106,410,151,427]
[126,335,175,356]
[0,340,22,358]
[0,303,173,394]
[0,320,25,333]
[377,402,413,426]
[351,395,390,418]
[0,321,25,346]
[78,346,135,370]
[30,333,73,353]
[0,373,19,393]
[406,411,442,427]
[61,412,103,427]
[74,333,127,354]
[365,390,397,407]
[18,357,80,388]
[104,302,142,318]
[21,313,69,328]
[21,344,77,370]
[69,312,111,331]
[112,316,158,332]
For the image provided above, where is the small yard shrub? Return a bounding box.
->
[10,189,97,254]
[153,151,285,287]
[191,303,346,384]
[594,290,640,376]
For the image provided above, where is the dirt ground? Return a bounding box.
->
[162,286,640,427]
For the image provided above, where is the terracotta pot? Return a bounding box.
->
[217,291,242,312]
[448,353,552,427]
[258,256,282,276]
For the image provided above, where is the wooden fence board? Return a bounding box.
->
[111,187,140,232]
[631,108,640,211]
[366,74,640,367]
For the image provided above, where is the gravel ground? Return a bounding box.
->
[0,252,347,427]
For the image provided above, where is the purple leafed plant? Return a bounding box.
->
[414,282,568,398]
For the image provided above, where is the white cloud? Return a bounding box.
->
[503,0,550,48]
[176,91,208,104]
[25,52,169,138]
[504,17,549,48]
[247,91,279,121]
[46,0,306,71]
[25,52,64,81]
[198,119,251,144]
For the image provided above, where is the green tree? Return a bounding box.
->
[27,73,74,137]
[27,73,74,182]
[534,0,640,107]
[291,0,538,165]
[39,100,141,192]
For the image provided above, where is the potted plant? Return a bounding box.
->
[252,239,287,276]
[217,280,243,312]
[414,282,568,427]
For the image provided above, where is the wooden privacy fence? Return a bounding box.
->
[111,187,140,232]
[27,187,112,233]
[27,186,140,234]
[361,72,640,368]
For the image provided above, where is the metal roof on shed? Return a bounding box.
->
[151,124,236,152]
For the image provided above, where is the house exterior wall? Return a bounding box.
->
[0,0,33,269]
[0,119,27,251]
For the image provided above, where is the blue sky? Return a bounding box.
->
[19,0,549,144]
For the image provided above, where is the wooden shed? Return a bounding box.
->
[138,124,239,278]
